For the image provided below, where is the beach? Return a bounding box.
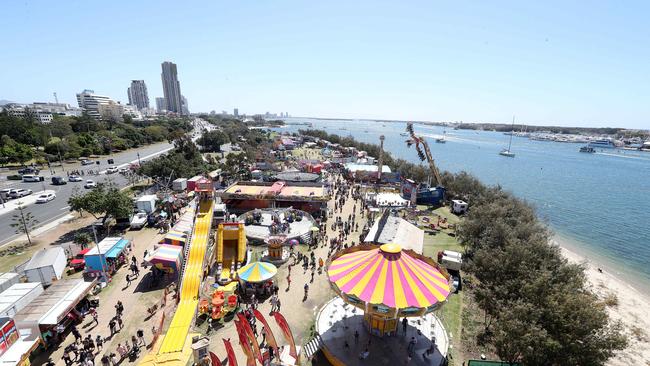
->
[558,244,650,365]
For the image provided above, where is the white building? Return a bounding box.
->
[127,80,150,110]
[3,104,53,124]
[155,97,167,114]
[76,89,114,119]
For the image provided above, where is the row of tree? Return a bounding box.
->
[0,110,191,166]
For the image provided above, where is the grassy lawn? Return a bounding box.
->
[417,205,465,365]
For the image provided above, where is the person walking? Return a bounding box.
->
[303,283,309,301]
[354,330,359,345]
[96,335,104,351]
[137,329,146,346]
[91,309,99,326]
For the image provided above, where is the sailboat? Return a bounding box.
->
[499,117,516,157]
[435,130,447,143]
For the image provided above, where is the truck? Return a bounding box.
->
[135,195,158,214]
[22,247,67,287]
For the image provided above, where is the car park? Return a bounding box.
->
[68,175,83,182]
[36,191,56,203]
[84,180,97,189]
[9,188,33,198]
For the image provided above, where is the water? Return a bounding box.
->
[275,118,650,289]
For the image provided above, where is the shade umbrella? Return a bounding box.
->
[237,262,278,283]
[288,239,299,246]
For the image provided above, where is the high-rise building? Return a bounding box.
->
[161,61,183,114]
[234,108,239,117]
[127,80,150,110]
[155,97,167,113]
[181,95,189,115]
[76,89,114,119]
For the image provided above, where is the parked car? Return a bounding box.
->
[51,176,67,185]
[106,166,118,174]
[130,211,148,229]
[68,175,83,182]
[68,248,90,272]
[18,167,39,175]
[80,159,94,165]
[22,174,44,182]
[36,191,56,203]
[10,188,33,198]
[118,167,130,174]
[84,180,97,189]
[0,189,12,201]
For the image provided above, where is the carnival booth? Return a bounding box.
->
[327,243,450,336]
[159,231,188,247]
[236,262,277,298]
[84,237,131,281]
[144,244,183,274]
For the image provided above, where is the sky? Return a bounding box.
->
[1,1,649,129]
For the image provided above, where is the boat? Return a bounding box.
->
[435,130,447,143]
[579,146,596,153]
[499,116,516,158]
[588,139,616,149]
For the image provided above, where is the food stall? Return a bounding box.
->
[84,237,131,281]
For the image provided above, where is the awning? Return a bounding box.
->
[145,244,183,272]
[105,239,130,258]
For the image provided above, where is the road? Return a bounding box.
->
[0,118,213,246]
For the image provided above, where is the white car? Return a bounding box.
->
[10,188,33,198]
[84,180,97,189]
[106,166,118,174]
[69,175,83,182]
[36,192,56,203]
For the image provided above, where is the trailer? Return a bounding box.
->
[0,283,44,318]
[0,273,20,294]
[22,248,66,287]
[186,175,203,192]
[172,178,187,192]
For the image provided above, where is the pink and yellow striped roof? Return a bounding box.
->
[328,245,450,309]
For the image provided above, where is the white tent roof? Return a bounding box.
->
[14,279,96,326]
[364,216,424,254]
[0,283,44,317]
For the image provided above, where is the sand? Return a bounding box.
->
[558,245,650,365]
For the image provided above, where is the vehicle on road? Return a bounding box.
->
[68,175,83,182]
[119,167,130,174]
[130,211,148,229]
[18,167,39,175]
[22,174,44,182]
[106,166,118,174]
[51,176,67,185]
[10,188,33,198]
[80,159,94,165]
[68,248,90,272]
[84,180,97,189]
[36,191,56,203]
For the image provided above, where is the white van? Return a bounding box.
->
[22,174,42,182]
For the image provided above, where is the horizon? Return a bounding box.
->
[2,1,649,129]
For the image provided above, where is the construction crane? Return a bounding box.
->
[405,122,443,187]
[53,92,59,104]
[376,135,385,182]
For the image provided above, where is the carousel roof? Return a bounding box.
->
[328,244,450,309]
[237,261,278,283]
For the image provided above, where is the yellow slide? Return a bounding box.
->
[140,199,213,365]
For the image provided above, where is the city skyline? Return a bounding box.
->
[1,1,649,128]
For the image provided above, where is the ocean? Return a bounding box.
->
[275,117,650,291]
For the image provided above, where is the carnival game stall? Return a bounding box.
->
[159,231,188,247]
[327,243,450,336]
[144,244,183,274]
[236,262,277,299]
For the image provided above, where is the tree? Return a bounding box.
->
[11,203,39,245]
[196,130,229,152]
[73,232,92,249]
[67,184,133,224]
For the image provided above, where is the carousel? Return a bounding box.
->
[316,243,452,365]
